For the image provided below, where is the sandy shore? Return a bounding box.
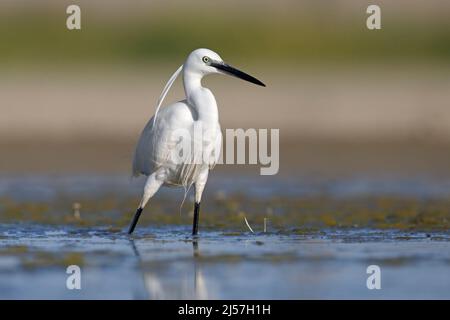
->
[1,67,450,140]
[1,138,450,178]
[1,67,450,175]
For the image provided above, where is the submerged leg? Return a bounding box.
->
[128,170,164,234]
[192,170,208,236]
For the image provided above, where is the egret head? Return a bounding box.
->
[185,48,265,87]
[152,48,265,126]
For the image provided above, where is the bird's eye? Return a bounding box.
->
[202,56,210,63]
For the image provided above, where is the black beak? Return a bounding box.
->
[211,62,265,87]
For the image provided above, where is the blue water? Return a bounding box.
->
[0,224,449,299]
[2,173,450,202]
[0,174,449,299]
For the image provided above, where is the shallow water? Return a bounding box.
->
[0,174,449,299]
[0,225,449,299]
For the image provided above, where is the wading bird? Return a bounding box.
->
[128,48,265,235]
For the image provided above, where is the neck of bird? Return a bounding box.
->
[183,70,219,125]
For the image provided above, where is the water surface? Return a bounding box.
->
[0,174,449,299]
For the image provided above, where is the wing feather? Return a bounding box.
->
[132,101,194,177]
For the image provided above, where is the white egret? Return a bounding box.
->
[128,48,265,235]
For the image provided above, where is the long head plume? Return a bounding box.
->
[153,64,183,127]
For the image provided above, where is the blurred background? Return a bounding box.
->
[0,0,449,177]
[1,0,450,300]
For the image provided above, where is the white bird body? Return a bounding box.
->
[127,48,264,235]
[132,97,222,187]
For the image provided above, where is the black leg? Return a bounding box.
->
[192,202,200,236]
[128,207,143,234]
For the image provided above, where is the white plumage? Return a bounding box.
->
[132,99,222,187]
[127,48,265,235]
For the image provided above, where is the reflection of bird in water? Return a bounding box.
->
[129,239,211,299]
[191,240,209,300]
